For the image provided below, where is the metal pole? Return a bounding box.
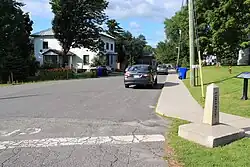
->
[198,51,205,98]
[176,30,182,67]
[176,47,180,66]
[189,0,195,86]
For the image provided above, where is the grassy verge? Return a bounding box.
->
[183,66,250,118]
[166,66,250,167]
[167,117,250,167]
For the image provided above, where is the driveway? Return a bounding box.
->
[0,75,169,167]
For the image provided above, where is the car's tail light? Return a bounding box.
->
[125,72,131,77]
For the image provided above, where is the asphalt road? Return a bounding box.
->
[0,75,169,167]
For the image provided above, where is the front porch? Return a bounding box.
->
[42,49,75,68]
[105,52,118,70]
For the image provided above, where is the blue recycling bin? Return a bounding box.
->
[97,67,103,77]
[176,65,181,72]
[178,67,188,80]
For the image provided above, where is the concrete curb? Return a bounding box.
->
[155,79,172,120]
[155,74,250,136]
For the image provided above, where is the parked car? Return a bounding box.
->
[124,64,157,88]
[101,65,112,74]
[166,64,174,69]
[124,66,131,73]
[157,64,168,75]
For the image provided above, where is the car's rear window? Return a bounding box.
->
[158,65,167,68]
[128,65,149,72]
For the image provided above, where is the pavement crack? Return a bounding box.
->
[126,127,138,166]
[133,135,163,158]
[1,147,22,167]
[110,155,118,167]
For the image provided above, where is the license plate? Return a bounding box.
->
[134,75,140,78]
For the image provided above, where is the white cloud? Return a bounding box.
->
[21,0,182,21]
[106,0,182,20]
[20,0,52,18]
[129,21,140,29]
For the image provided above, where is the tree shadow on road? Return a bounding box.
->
[164,82,179,87]
[0,94,46,101]
[133,84,164,90]
[133,82,179,90]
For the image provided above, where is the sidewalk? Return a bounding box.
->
[156,73,250,134]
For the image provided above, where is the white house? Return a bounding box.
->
[31,28,117,70]
[238,48,250,65]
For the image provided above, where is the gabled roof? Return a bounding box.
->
[42,49,75,56]
[31,28,115,39]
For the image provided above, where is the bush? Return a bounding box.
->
[221,58,237,66]
[38,68,74,81]
[73,71,97,79]
[40,62,60,69]
[23,68,97,82]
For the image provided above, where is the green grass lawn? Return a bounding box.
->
[167,66,250,167]
[184,66,250,118]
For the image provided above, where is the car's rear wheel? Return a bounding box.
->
[125,84,129,88]
[146,83,154,88]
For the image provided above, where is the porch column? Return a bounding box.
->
[69,56,73,69]
[57,55,59,65]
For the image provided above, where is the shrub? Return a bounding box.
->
[73,71,97,79]
[40,62,60,69]
[221,58,237,66]
[38,68,74,81]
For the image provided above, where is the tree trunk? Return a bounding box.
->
[62,49,69,68]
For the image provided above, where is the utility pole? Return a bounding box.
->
[188,0,195,86]
[176,29,182,67]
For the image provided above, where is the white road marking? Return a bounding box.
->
[0,128,42,136]
[2,129,20,137]
[149,105,155,109]
[25,128,42,135]
[0,134,165,150]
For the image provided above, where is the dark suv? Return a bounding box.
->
[124,64,157,88]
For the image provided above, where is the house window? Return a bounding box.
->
[43,41,48,49]
[106,42,109,50]
[44,55,57,64]
[111,44,113,51]
[83,55,89,65]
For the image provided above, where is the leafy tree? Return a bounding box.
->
[106,19,123,37]
[50,0,108,66]
[143,45,154,55]
[122,33,147,65]
[195,0,250,65]
[90,56,106,67]
[105,19,125,64]
[164,7,189,65]
[160,0,250,66]
[0,0,33,82]
[155,41,177,64]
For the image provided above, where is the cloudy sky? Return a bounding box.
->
[21,0,183,47]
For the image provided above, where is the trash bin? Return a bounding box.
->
[178,67,188,80]
[97,67,103,77]
[176,65,181,72]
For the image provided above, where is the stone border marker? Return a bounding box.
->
[178,83,245,148]
[203,83,219,125]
